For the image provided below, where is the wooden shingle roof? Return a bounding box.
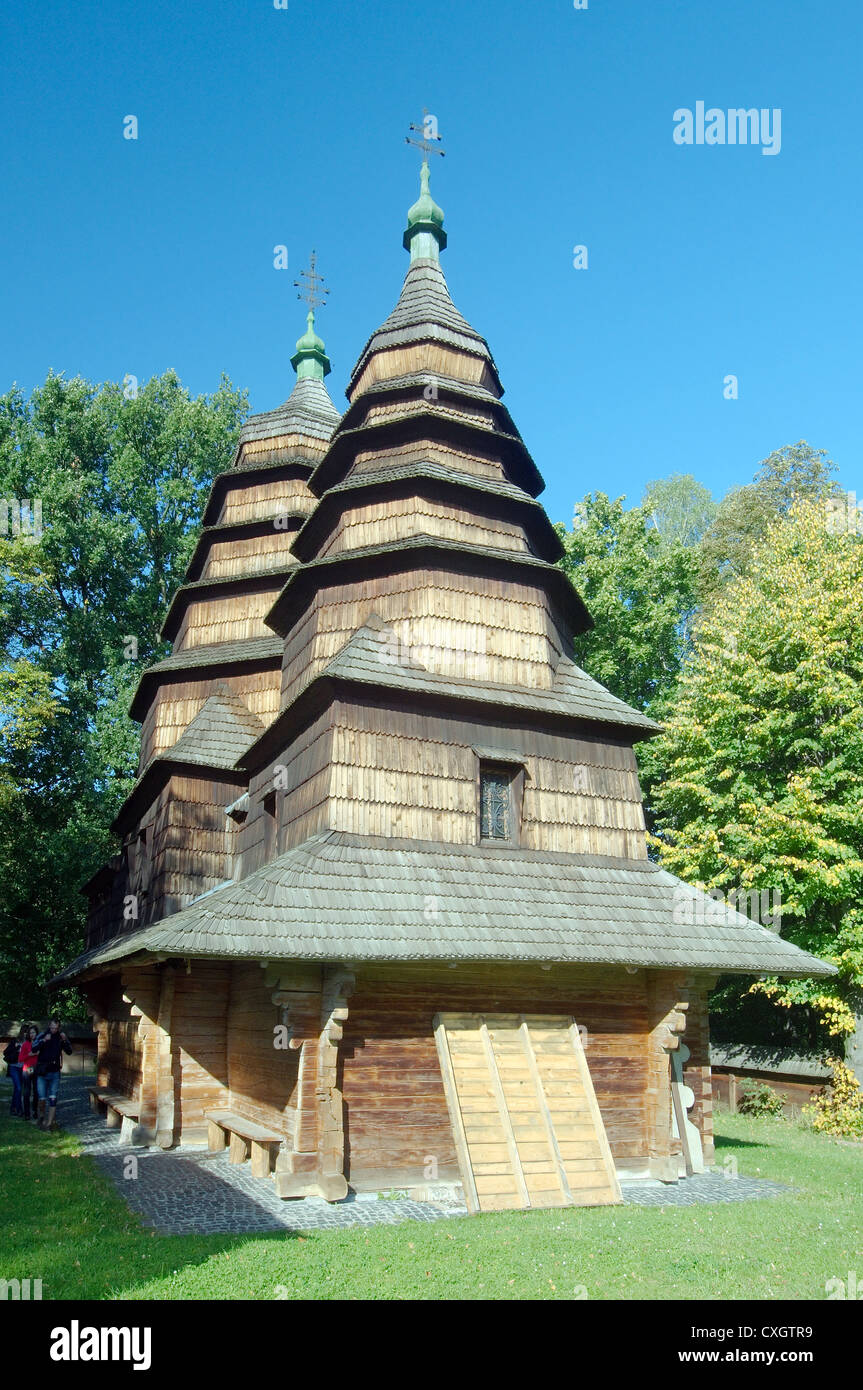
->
[264,537,592,638]
[237,618,657,770]
[237,376,341,447]
[53,830,836,982]
[291,462,563,563]
[129,637,282,723]
[112,689,262,833]
[323,618,658,732]
[349,259,500,396]
[162,689,264,769]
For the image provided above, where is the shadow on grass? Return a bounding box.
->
[713,1135,769,1150]
[0,1085,311,1301]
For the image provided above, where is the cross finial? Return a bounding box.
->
[293,251,330,312]
[405,108,445,162]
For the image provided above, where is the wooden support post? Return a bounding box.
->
[270,963,354,1201]
[122,966,162,1145]
[250,1140,272,1179]
[645,971,688,1183]
[154,964,177,1149]
[208,1119,227,1152]
[315,965,355,1195]
[229,1132,250,1165]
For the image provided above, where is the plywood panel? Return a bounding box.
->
[434,1012,621,1213]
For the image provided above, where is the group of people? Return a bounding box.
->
[3,1019,73,1131]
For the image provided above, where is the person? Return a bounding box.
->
[33,1018,72,1131]
[3,1030,24,1116]
[19,1024,40,1122]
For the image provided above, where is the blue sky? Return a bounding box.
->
[2,0,860,526]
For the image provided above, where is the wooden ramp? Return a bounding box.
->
[433,1012,622,1214]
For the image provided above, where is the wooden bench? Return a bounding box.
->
[87,1087,141,1144]
[205,1110,283,1178]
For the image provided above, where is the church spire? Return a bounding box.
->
[291,252,331,380]
[403,110,447,262]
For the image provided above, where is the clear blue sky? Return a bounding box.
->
[2,0,860,526]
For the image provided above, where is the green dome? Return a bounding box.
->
[290,310,331,380]
[294,312,325,355]
[403,160,447,260]
[407,161,444,228]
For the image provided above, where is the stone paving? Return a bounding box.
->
[5,1076,792,1236]
[620,1174,789,1206]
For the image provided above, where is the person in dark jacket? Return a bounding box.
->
[33,1019,72,1130]
[3,1031,24,1116]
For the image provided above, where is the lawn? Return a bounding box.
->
[0,1082,859,1301]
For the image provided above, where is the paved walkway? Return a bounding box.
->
[5,1077,791,1236]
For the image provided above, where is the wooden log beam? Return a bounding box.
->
[645,970,688,1183]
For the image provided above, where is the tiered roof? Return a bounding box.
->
[58,161,835,988]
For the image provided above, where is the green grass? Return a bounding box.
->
[0,1081,859,1300]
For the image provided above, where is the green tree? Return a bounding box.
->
[698,440,839,597]
[0,370,247,1015]
[557,492,700,713]
[644,500,863,1039]
[643,473,717,548]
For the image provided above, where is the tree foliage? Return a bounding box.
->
[557,492,699,713]
[642,501,863,1035]
[642,472,718,548]
[697,441,839,597]
[0,371,247,1015]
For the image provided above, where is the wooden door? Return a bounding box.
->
[433,1012,621,1214]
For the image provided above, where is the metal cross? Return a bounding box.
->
[405,108,445,161]
[293,251,330,312]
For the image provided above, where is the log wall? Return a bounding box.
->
[173,587,282,651]
[225,961,300,1140]
[339,962,652,1188]
[170,962,231,1141]
[279,568,568,709]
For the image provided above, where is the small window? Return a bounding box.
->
[480,768,512,841]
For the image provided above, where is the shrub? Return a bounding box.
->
[738,1080,785,1117]
[803,1059,863,1138]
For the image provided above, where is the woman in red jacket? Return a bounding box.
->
[19,1024,39,1122]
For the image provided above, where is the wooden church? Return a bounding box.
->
[55,141,834,1213]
